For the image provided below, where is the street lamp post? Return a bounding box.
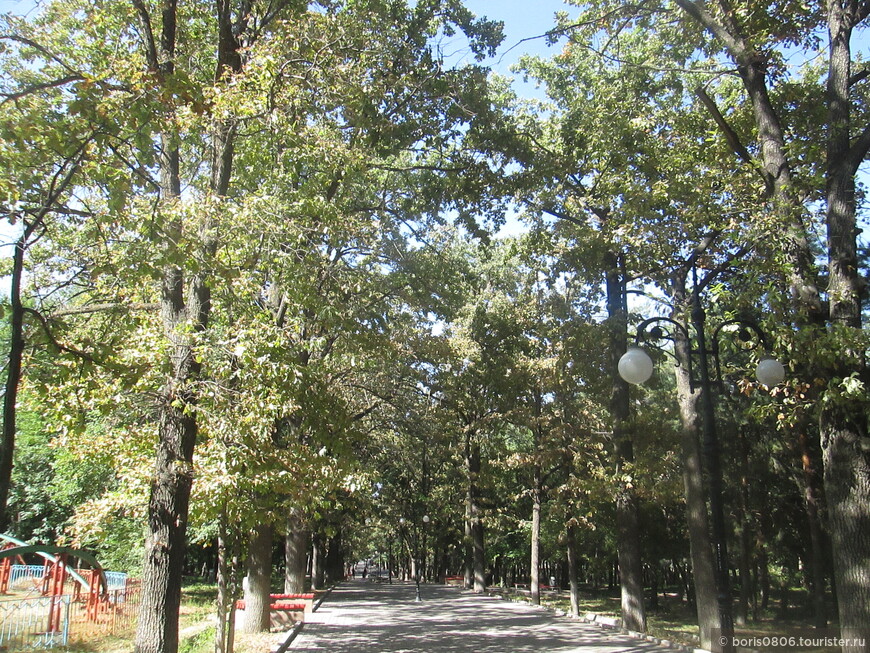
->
[387,535,393,584]
[618,280,784,653]
[399,515,429,602]
[417,514,429,602]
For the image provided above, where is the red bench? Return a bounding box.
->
[270,593,315,613]
[235,599,306,611]
[235,599,307,631]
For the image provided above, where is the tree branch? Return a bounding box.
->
[1,75,84,106]
[848,67,869,87]
[694,86,753,166]
[694,85,773,195]
[131,0,160,73]
[50,302,160,317]
[847,122,870,177]
[0,34,81,75]
[672,0,748,60]
[22,307,104,366]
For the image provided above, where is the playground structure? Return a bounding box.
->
[0,534,138,649]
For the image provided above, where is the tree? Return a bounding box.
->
[0,22,96,528]
[543,2,870,647]
[3,0,505,646]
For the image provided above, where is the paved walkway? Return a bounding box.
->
[288,579,671,652]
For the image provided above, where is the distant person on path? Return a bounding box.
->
[362,567,367,579]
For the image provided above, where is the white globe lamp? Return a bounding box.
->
[755,357,785,386]
[618,347,654,385]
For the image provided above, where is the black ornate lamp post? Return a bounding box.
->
[618,278,784,653]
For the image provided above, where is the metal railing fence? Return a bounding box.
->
[0,580,140,650]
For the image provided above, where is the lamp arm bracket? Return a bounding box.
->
[634,316,691,357]
[709,318,772,353]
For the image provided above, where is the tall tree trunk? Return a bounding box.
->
[215,516,230,653]
[759,536,770,613]
[796,428,829,628]
[671,283,722,652]
[311,532,325,590]
[676,386,721,652]
[463,509,472,589]
[605,250,646,633]
[325,530,344,585]
[0,235,27,533]
[821,9,870,650]
[133,0,229,646]
[284,508,309,594]
[465,433,486,592]
[676,5,869,648]
[214,516,240,653]
[136,353,198,653]
[822,408,870,652]
[240,524,272,634]
[566,523,580,618]
[735,426,752,627]
[530,482,541,605]
[614,443,646,633]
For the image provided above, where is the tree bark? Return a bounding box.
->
[133,1,197,650]
[465,433,486,592]
[0,235,27,534]
[215,517,230,653]
[240,524,272,634]
[796,428,829,628]
[674,5,869,646]
[821,7,870,650]
[530,481,541,605]
[566,523,580,618]
[822,411,870,652]
[284,508,309,594]
[135,368,198,653]
[311,532,326,590]
[605,250,646,633]
[671,284,722,652]
[325,530,344,585]
[735,426,752,627]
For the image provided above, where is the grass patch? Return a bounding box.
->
[62,635,138,652]
[179,625,216,653]
[179,579,219,632]
[509,587,843,652]
[58,578,220,652]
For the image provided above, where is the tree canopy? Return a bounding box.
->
[1,1,868,652]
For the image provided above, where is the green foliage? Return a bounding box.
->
[2,0,864,633]
[4,405,145,571]
[7,411,65,544]
[178,626,216,653]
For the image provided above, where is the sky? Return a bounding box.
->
[447,0,569,91]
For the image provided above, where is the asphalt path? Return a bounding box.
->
[288,579,674,652]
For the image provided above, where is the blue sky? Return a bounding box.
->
[452,1,569,84]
